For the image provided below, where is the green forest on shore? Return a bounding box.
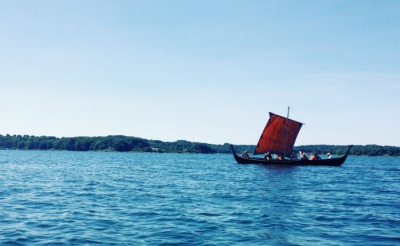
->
[0,134,399,156]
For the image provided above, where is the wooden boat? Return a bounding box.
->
[232,144,352,166]
[231,108,353,166]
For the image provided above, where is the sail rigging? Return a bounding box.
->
[254,112,303,157]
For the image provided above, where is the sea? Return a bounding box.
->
[0,150,399,246]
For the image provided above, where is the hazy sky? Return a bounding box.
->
[1,1,399,146]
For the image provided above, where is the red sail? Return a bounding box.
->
[254,112,303,157]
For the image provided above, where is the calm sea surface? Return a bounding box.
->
[0,150,399,245]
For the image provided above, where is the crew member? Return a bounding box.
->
[264,152,272,160]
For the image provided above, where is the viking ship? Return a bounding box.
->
[231,108,352,166]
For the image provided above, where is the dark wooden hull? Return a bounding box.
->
[231,145,353,166]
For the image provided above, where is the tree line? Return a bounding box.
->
[0,134,229,154]
[0,134,399,156]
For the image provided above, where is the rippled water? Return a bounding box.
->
[1,150,399,245]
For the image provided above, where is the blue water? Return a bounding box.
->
[0,150,399,245]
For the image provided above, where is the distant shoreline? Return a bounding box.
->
[0,134,399,156]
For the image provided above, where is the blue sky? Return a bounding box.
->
[1,1,399,146]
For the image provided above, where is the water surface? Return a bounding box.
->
[1,150,399,245]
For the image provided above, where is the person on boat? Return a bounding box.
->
[290,152,298,160]
[310,153,321,161]
[278,155,284,161]
[241,151,249,158]
[327,153,332,159]
[264,152,272,160]
[299,151,308,161]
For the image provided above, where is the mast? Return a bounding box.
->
[284,106,290,158]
